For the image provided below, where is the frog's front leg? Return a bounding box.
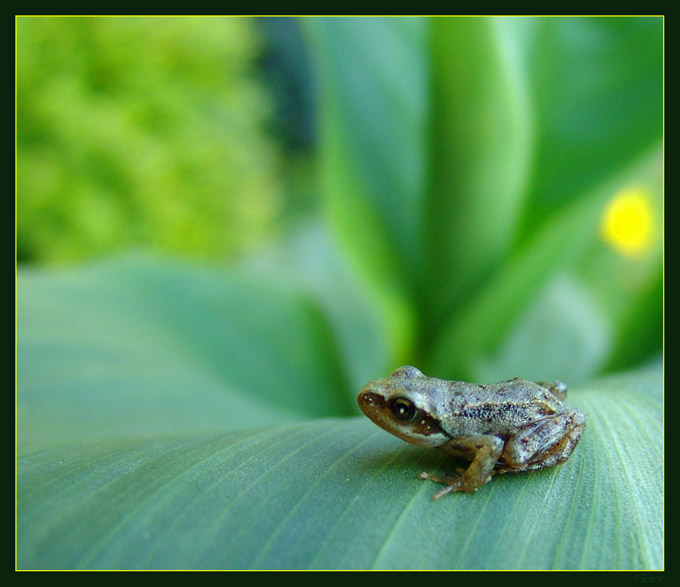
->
[420,435,504,499]
[498,408,586,473]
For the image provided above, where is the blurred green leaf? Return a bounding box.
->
[525,17,663,221]
[429,149,662,381]
[17,365,662,570]
[17,256,355,445]
[475,273,611,385]
[305,17,428,274]
[304,17,428,361]
[306,17,663,374]
[429,183,607,380]
[424,18,532,318]
[239,220,393,391]
[602,265,663,374]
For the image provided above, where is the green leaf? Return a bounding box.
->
[238,220,394,391]
[304,17,427,361]
[424,18,533,317]
[603,266,663,374]
[429,151,662,381]
[429,183,608,380]
[17,365,662,570]
[475,273,611,385]
[525,17,663,221]
[17,256,356,445]
[305,17,662,369]
[305,17,428,275]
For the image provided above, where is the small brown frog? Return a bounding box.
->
[358,366,586,499]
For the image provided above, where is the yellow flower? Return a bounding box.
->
[600,187,656,258]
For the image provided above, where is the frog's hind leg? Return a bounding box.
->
[498,409,586,474]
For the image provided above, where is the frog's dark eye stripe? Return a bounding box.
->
[391,398,417,421]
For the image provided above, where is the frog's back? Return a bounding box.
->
[439,378,564,437]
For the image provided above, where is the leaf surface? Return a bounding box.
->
[17,364,662,570]
[17,256,355,445]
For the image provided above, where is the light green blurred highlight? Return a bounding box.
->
[17,16,281,264]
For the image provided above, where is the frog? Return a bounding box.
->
[357,365,586,499]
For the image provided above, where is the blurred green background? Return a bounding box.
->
[16,16,663,570]
[17,16,663,382]
[17,17,314,264]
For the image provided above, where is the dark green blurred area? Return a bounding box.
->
[17,16,312,264]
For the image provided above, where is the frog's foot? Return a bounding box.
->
[419,469,493,499]
[419,471,456,484]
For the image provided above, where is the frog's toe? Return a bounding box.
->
[419,471,444,483]
[432,484,458,500]
[419,471,459,484]
[431,477,481,499]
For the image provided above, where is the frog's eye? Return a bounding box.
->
[390,398,417,421]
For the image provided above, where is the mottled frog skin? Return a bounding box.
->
[358,366,585,499]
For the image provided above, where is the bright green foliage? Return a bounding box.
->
[17,17,280,263]
[17,17,663,570]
